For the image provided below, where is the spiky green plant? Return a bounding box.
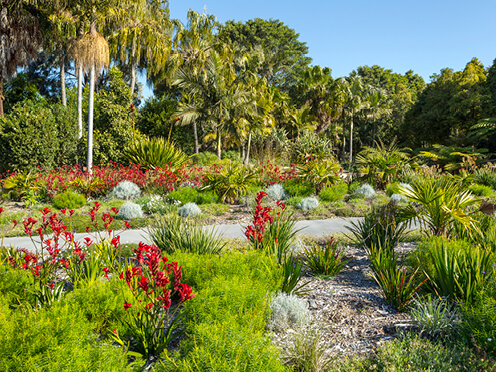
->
[124,137,189,170]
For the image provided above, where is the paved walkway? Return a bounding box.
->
[1,217,363,251]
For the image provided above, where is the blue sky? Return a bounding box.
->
[142,0,496,98]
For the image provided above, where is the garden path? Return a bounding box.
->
[2,217,362,251]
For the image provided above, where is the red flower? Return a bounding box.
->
[178,283,195,301]
[12,220,17,228]
[124,301,132,311]
[145,302,153,310]
[103,267,110,279]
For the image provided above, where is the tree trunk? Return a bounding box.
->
[193,121,199,154]
[130,59,136,97]
[0,78,4,117]
[349,113,354,164]
[244,132,252,165]
[58,42,66,106]
[216,129,222,159]
[87,63,96,174]
[77,64,83,139]
[341,125,346,163]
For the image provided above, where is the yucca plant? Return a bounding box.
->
[149,215,225,254]
[398,177,481,239]
[203,161,257,204]
[124,137,189,170]
[303,238,349,278]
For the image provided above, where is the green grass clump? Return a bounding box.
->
[468,183,493,197]
[52,190,86,210]
[283,179,315,197]
[319,182,348,202]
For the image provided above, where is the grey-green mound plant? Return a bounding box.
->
[353,183,375,198]
[112,181,141,200]
[117,201,143,219]
[297,197,319,211]
[390,193,407,203]
[268,292,311,332]
[178,202,201,217]
[267,183,289,201]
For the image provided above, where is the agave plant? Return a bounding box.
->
[398,177,480,238]
[124,137,189,170]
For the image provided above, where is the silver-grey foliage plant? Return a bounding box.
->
[268,292,311,332]
[297,197,319,211]
[267,183,289,201]
[178,202,201,217]
[117,201,143,219]
[354,183,376,198]
[112,181,141,200]
[410,295,459,338]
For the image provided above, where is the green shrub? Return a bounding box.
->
[203,162,257,204]
[286,196,302,206]
[319,182,348,202]
[283,179,315,197]
[158,251,286,372]
[52,190,87,210]
[460,282,496,357]
[0,296,128,371]
[222,150,242,162]
[0,265,35,308]
[135,195,171,214]
[191,151,220,166]
[364,334,493,371]
[468,183,493,197]
[167,187,199,205]
[0,100,78,173]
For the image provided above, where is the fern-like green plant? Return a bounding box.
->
[124,137,189,170]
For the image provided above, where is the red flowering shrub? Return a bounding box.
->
[112,241,195,358]
[258,161,297,186]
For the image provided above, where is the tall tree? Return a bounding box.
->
[0,0,44,116]
[218,18,311,94]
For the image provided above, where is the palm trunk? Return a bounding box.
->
[87,63,95,174]
[59,42,67,106]
[244,132,252,165]
[216,129,222,159]
[193,121,199,154]
[130,60,136,97]
[77,64,83,139]
[349,113,354,164]
[341,125,346,163]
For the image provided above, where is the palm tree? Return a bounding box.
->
[69,1,109,174]
[0,0,43,116]
[109,0,172,97]
[341,76,369,164]
[296,65,343,134]
[166,10,218,153]
[363,87,391,147]
[173,48,250,159]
